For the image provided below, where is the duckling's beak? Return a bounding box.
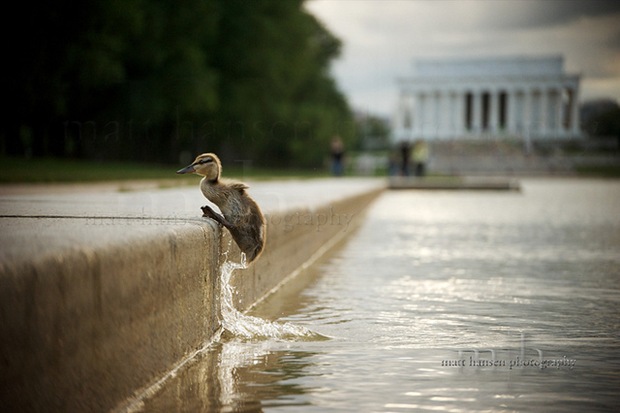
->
[176,164,195,174]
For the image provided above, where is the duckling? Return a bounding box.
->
[176,153,266,263]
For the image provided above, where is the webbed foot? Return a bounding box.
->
[201,205,233,230]
[201,205,214,218]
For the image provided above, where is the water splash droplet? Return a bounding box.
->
[219,256,327,341]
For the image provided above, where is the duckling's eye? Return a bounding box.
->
[198,158,213,165]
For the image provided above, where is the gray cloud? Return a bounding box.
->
[466,0,620,30]
[530,0,620,27]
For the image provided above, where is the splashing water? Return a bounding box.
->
[219,253,327,341]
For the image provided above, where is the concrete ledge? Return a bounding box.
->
[0,178,384,412]
[0,221,221,412]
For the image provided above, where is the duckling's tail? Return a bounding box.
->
[225,226,264,263]
[245,242,264,263]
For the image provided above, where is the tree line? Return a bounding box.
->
[3,0,354,167]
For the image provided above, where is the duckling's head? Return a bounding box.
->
[176,153,221,182]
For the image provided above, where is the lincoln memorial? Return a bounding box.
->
[393,55,582,142]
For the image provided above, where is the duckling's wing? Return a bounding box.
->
[228,181,249,193]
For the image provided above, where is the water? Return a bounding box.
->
[137,178,620,412]
[219,254,325,342]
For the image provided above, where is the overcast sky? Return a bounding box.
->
[305,0,620,117]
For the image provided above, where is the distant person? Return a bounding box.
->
[330,136,345,176]
[413,140,429,177]
[388,149,400,176]
[399,141,411,176]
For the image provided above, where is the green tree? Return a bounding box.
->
[2,0,353,168]
[581,99,620,138]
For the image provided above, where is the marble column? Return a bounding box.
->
[454,90,465,138]
[436,90,445,138]
[539,87,548,137]
[559,87,568,137]
[553,88,563,137]
[397,93,409,141]
[449,92,458,138]
[523,88,532,134]
[522,89,534,152]
[426,91,435,138]
[570,86,580,135]
[437,90,446,138]
[507,89,517,135]
[416,92,425,137]
[443,90,453,138]
[472,90,482,134]
[432,90,441,139]
[448,91,456,138]
[489,89,499,134]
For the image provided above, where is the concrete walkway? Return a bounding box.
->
[0,179,382,262]
[0,178,384,412]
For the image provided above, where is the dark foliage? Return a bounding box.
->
[2,0,353,167]
[581,99,620,138]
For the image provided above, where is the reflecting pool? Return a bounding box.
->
[135,178,620,412]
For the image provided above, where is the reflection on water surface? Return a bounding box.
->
[137,178,620,412]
